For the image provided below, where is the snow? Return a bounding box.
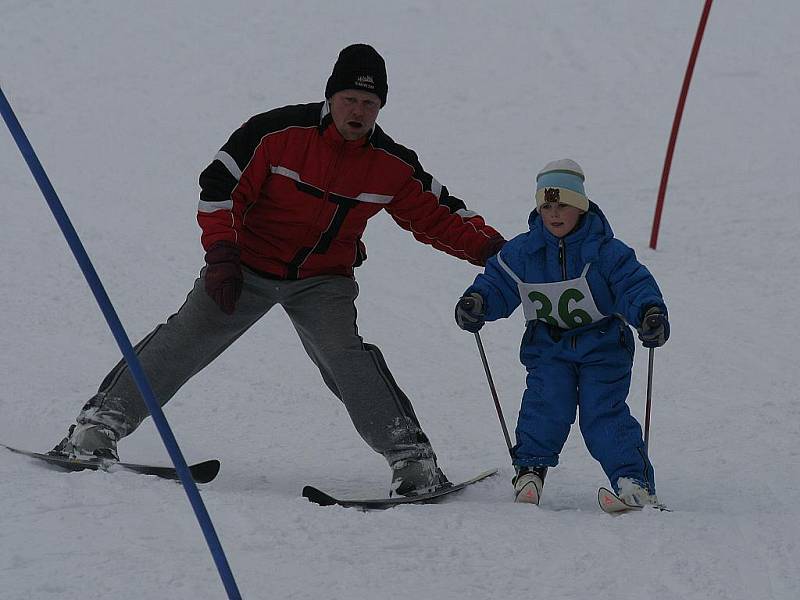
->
[1,1,799,598]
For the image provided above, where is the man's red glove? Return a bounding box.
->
[480,236,506,265]
[204,241,243,314]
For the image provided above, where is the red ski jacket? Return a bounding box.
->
[198,102,504,279]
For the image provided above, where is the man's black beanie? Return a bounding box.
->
[325,44,388,107]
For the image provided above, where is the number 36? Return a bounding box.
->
[528,289,593,329]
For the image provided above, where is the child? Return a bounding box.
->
[455,159,669,506]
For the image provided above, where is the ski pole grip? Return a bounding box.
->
[461,297,476,311]
[645,313,662,328]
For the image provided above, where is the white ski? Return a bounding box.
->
[598,486,642,513]
[597,486,670,514]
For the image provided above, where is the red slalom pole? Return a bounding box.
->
[650,0,714,250]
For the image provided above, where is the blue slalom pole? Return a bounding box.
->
[0,86,241,600]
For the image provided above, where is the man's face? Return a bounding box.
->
[329,90,381,140]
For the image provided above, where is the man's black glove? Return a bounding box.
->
[204,241,243,314]
[637,306,669,348]
[455,293,486,333]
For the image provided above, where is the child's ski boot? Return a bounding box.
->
[513,466,547,504]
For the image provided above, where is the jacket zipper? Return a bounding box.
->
[322,143,344,206]
[559,239,578,349]
[288,143,345,278]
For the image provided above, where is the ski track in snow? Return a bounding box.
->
[1,1,799,598]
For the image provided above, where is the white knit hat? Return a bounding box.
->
[535,158,589,212]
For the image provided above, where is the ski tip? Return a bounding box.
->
[598,486,640,513]
[302,486,339,507]
[190,459,221,484]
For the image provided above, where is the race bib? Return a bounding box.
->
[497,256,606,329]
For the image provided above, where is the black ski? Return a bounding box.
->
[1,444,220,484]
[303,468,498,509]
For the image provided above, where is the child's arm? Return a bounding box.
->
[464,248,523,322]
[602,240,667,327]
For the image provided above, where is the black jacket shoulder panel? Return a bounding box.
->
[200,102,323,201]
[244,102,323,137]
[370,125,466,214]
[220,102,323,171]
[369,125,419,166]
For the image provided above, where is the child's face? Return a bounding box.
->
[540,202,584,238]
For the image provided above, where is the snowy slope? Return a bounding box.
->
[1,1,799,599]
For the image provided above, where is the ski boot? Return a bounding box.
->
[513,466,548,504]
[616,477,659,507]
[50,423,120,461]
[390,457,450,497]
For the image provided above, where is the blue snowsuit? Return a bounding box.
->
[465,202,666,493]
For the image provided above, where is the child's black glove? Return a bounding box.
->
[637,306,669,348]
[455,293,486,332]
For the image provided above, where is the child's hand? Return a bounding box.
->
[455,293,486,332]
[637,307,669,348]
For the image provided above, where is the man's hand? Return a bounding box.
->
[480,236,506,265]
[204,241,243,314]
[455,293,486,333]
[637,306,669,348]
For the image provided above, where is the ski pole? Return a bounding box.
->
[644,346,655,451]
[642,312,661,451]
[473,331,514,457]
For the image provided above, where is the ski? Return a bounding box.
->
[597,486,670,514]
[1,444,220,484]
[303,468,498,509]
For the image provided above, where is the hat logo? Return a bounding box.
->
[544,188,560,203]
[356,75,375,89]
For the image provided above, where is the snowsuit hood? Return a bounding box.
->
[525,201,614,263]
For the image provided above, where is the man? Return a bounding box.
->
[52,44,505,496]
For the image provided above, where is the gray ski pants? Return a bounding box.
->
[77,267,436,466]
